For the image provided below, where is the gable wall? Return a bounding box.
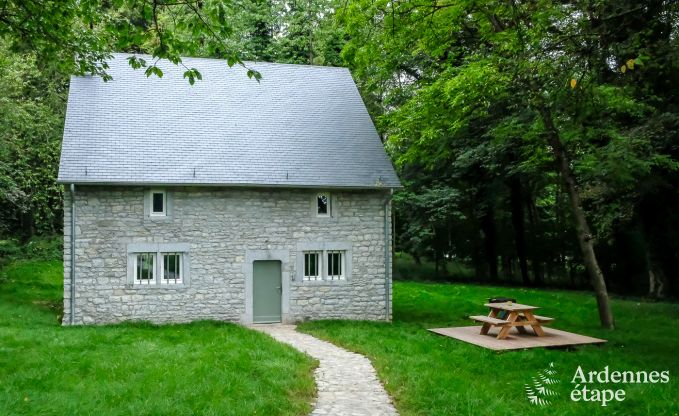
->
[63,186,392,325]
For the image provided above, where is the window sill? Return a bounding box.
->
[126,284,189,290]
[298,278,348,286]
[145,215,172,222]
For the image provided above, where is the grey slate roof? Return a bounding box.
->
[57,53,401,189]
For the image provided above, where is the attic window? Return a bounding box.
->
[317,193,330,217]
[151,190,166,216]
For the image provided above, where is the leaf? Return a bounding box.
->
[183,68,202,85]
[626,58,635,70]
[620,65,627,73]
[145,66,163,78]
[247,69,262,82]
[570,79,577,89]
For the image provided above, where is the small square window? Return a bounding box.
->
[135,253,155,284]
[317,193,330,217]
[161,253,182,284]
[327,250,344,280]
[151,191,166,216]
[303,251,321,281]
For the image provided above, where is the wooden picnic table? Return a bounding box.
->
[469,302,554,340]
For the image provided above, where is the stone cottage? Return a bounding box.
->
[57,54,401,325]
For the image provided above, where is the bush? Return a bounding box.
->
[0,235,62,265]
[394,252,474,282]
[23,236,63,261]
[0,239,22,262]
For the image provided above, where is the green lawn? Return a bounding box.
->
[0,260,317,416]
[299,282,679,415]
[3,259,678,415]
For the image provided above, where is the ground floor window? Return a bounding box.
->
[161,253,183,284]
[302,249,346,281]
[128,244,189,286]
[135,253,155,284]
[326,250,344,280]
[303,251,322,280]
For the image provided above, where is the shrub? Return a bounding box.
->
[23,236,63,261]
[394,252,474,282]
[0,235,62,265]
[0,239,22,263]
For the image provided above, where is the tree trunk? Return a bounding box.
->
[525,189,545,285]
[568,258,577,288]
[509,178,531,285]
[472,244,484,281]
[500,254,512,281]
[480,207,498,281]
[537,104,615,329]
[646,249,666,299]
[19,208,35,242]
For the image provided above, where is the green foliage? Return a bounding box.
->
[340,0,679,294]
[0,43,66,238]
[0,0,348,241]
[0,239,22,260]
[393,252,473,282]
[22,236,63,261]
[0,260,317,415]
[300,281,679,415]
[0,237,63,270]
[192,0,346,67]
[1,0,677,298]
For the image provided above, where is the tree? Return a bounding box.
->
[0,0,262,82]
[339,0,679,328]
[0,42,67,238]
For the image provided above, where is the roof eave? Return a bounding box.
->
[56,179,403,190]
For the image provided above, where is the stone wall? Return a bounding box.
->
[62,186,393,325]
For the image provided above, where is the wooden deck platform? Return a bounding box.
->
[429,326,606,351]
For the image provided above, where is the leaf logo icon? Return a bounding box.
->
[525,362,560,406]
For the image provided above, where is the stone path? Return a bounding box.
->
[252,324,399,416]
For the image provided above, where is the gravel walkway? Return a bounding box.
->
[252,324,398,416]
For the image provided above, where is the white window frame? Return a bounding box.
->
[303,251,322,281]
[150,190,166,216]
[133,252,156,285]
[297,243,351,283]
[127,243,190,287]
[316,193,331,217]
[160,252,183,285]
[326,250,345,280]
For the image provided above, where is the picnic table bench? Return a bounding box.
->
[470,302,554,340]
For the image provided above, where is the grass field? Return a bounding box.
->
[3,257,678,415]
[0,260,317,416]
[299,282,679,415]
